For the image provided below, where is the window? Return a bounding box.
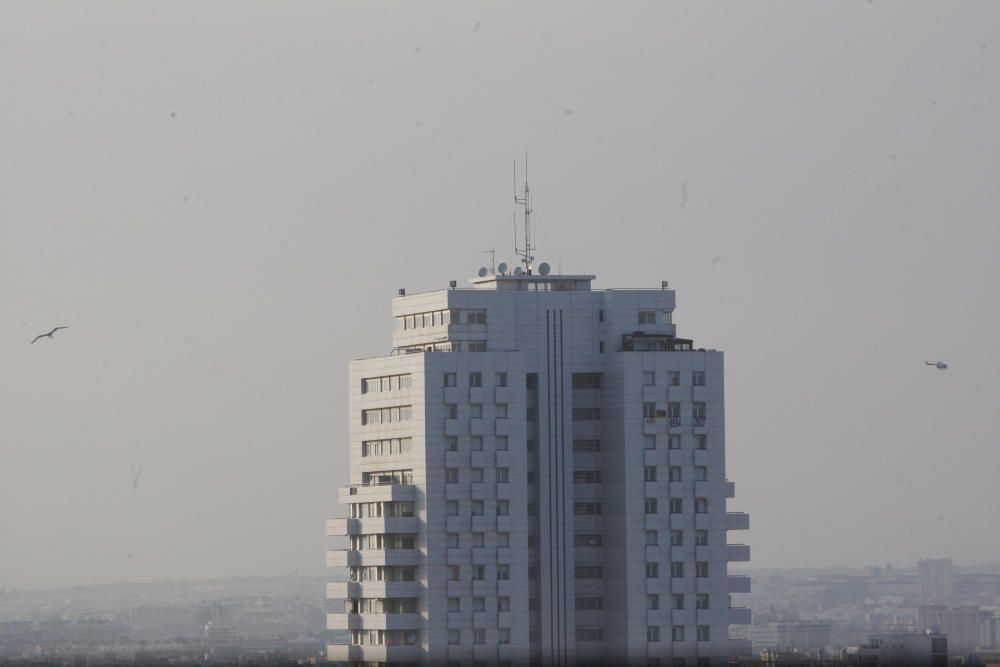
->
[497,564,510,580]
[697,626,710,642]
[496,467,509,483]
[647,626,660,642]
[696,435,707,450]
[467,340,487,352]
[447,501,459,516]
[672,626,685,642]
[577,628,604,642]
[473,628,486,645]
[472,532,484,547]
[447,533,459,548]
[448,629,461,645]
[645,466,657,482]
[467,310,487,324]
[671,562,684,578]
[669,466,682,482]
[639,310,657,324]
[576,534,603,547]
[448,565,460,581]
[470,404,483,418]
[472,597,485,611]
[526,374,538,390]
[695,466,707,481]
[599,340,604,353]
[696,562,709,578]
[696,530,708,546]
[644,435,656,450]
[448,597,460,612]
[576,597,604,610]
[574,438,601,452]
[645,562,659,578]
[496,500,509,516]
[573,407,601,421]
[496,435,508,450]
[670,530,684,547]
[643,402,656,418]
[574,470,602,483]
[645,530,658,546]
[527,438,537,451]
[643,371,655,386]
[573,373,602,389]
[647,594,659,610]
[668,402,681,419]
[669,371,680,386]
[695,498,708,514]
[446,468,458,484]
[692,371,705,386]
[668,435,681,450]
[498,628,511,645]
[496,404,508,418]
[669,498,683,514]
[672,594,685,610]
[644,498,658,514]
[497,597,510,611]
[575,566,603,579]
[527,471,536,484]
[471,435,483,451]
[444,373,457,387]
[445,404,458,419]
[469,372,482,387]
[575,502,603,515]
[473,565,485,581]
[696,594,709,610]
[471,500,484,516]
[447,436,458,452]
[498,532,510,547]
[495,372,507,387]
[471,468,484,482]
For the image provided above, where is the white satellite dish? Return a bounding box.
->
[538,262,551,276]
[513,266,524,276]
[497,262,508,275]
[478,267,488,277]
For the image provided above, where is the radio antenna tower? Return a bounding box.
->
[513,155,534,274]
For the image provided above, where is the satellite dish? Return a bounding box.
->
[513,266,524,276]
[478,267,488,277]
[497,262,508,275]
[538,262,551,276]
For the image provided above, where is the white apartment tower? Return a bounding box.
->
[326,266,751,667]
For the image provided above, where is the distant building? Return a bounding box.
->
[981,610,1000,649]
[326,263,752,665]
[776,622,832,653]
[752,625,781,654]
[857,631,947,666]
[917,558,953,606]
[918,604,980,655]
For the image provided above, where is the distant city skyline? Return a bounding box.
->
[2,2,999,589]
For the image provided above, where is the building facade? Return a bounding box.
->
[326,269,751,666]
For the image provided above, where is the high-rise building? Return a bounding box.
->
[917,558,954,606]
[326,265,751,666]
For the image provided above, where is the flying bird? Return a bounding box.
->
[31,326,68,344]
[924,360,948,370]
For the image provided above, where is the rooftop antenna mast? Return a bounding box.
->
[484,249,496,275]
[514,154,534,274]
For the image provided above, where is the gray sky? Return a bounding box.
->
[2,2,998,590]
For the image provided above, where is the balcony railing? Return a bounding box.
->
[692,416,706,427]
[668,417,682,428]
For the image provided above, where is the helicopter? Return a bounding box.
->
[924,360,948,370]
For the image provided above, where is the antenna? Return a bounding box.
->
[513,154,535,274]
[483,249,496,275]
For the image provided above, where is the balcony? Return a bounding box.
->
[326,644,421,663]
[327,516,419,535]
[728,575,751,593]
[728,607,752,625]
[692,416,707,428]
[726,512,750,531]
[642,418,659,435]
[326,581,421,599]
[338,482,417,504]
[495,386,511,404]
[327,612,421,630]
[326,549,420,568]
[495,418,511,435]
[726,544,751,562]
[668,417,682,430]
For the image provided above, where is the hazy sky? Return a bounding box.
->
[2,2,999,590]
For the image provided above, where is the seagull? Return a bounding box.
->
[924,360,948,370]
[31,326,68,344]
